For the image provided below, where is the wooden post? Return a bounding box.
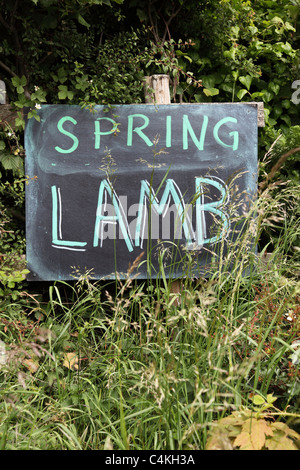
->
[144,74,181,305]
[144,74,171,105]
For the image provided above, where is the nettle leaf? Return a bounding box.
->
[0,153,23,173]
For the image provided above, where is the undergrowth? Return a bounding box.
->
[0,179,299,450]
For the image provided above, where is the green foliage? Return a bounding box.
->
[0,211,28,300]
[175,1,300,131]
[0,0,300,450]
[206,394,300,450]
[0,122,24,176]
[0,200,299,448]
[0,176,29,301]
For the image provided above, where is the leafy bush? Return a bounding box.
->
[0,0,299,450]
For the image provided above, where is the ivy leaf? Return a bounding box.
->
[203,87,219,97]
[237,89,248,100]
[281,115,291,126]
[202,75,217,88]
[262,89,274,103]
[77,13,90,28]
[239,75,252,91]
[269,82,280,95]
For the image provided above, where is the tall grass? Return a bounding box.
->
[0,179,299,450]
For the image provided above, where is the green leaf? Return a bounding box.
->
[0,153,23,173]
[281,115,291,126]
[203,87,219,97]
[239,75,252,91]
[31,88,47,102]
[273,105,282,119]
[279,42,293,54]
[282,99,291,109]
[27,111,41,122]
[252,395,265,406]
[15,117,25,129]
[262,90,273,103]
[194,93,206,103]
[269,82,280,95]
[202,75,216,89]
[224,48,236,60]
[77,13,90,28]
[220,83,233,93]
[237,89,248,100]
[266,394,277,404]
[58,85,68,100]
[270,16,284,25]
[250,91,264,100]
[284,21,296,32]
[11,75,27,95]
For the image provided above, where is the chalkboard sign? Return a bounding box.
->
[25,104,257,281]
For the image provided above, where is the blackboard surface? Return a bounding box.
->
[25,104,257,280]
